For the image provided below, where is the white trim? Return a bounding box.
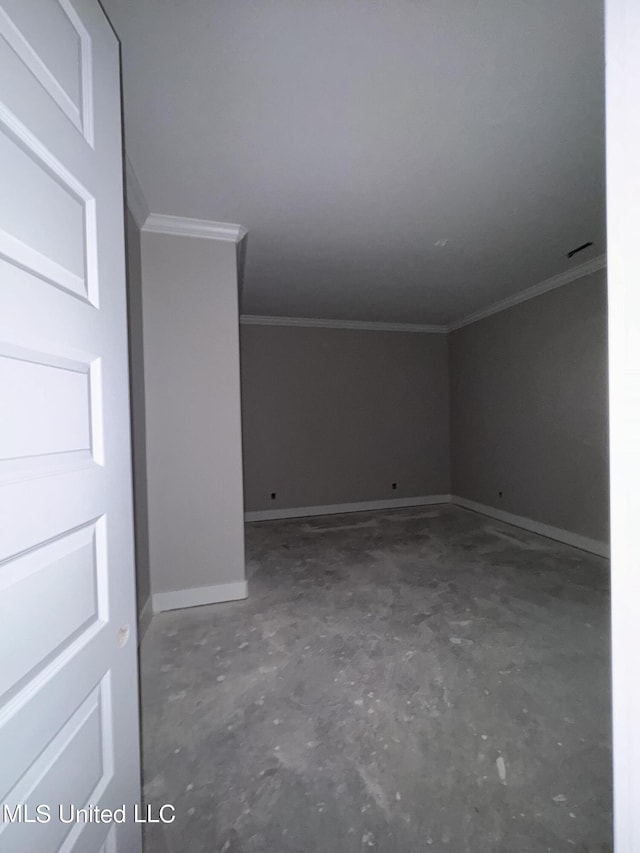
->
[143,213,247,243]
[240,315,448,334]
[448,255,607,332]
[137,596,152,645]
[124,155,149,230]
[239,256,606,334]
[606,1,640,847]
[451,496,610,557]
[246,496,610,558]
[245,495,452,522]
[152,580,248,613]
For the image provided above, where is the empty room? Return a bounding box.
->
[2,1,640,852]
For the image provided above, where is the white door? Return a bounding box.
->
[607,2,640,850]
[0,1,141,851]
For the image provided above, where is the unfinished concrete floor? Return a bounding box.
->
[140,505,612,853]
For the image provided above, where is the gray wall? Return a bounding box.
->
[449,269,609,542]
[140,231,246,595]
[240,326,450,511]
[124,209,151,616]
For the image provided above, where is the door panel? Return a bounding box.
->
[0,1,141,851]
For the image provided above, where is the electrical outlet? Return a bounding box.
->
[392,482,397,490]
[271,492,276,500]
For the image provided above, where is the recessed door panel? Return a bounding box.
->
[0,119,92,301]
[0,520,107,702]
[0,1,141,850]
[0,680,113,853]
[0,0,92,136]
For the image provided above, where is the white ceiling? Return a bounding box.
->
[102,0,605,325]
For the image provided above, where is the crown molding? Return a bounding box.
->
[447,254,607,332]
[241,256,606,335]
[124,155,149,230]
[239,315,448,334]
[143,213,247,243]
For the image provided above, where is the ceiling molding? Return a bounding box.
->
[124,155,149,229]
[240,315,448,334]
[241,255,606,335]
[447,254,607,332]
[143,213,248,243]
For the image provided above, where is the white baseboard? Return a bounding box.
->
[244,494,452,522]
[152,580,248,613]
[451,495,610,558]
[138,596,153,645]
[245,492,609,556]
